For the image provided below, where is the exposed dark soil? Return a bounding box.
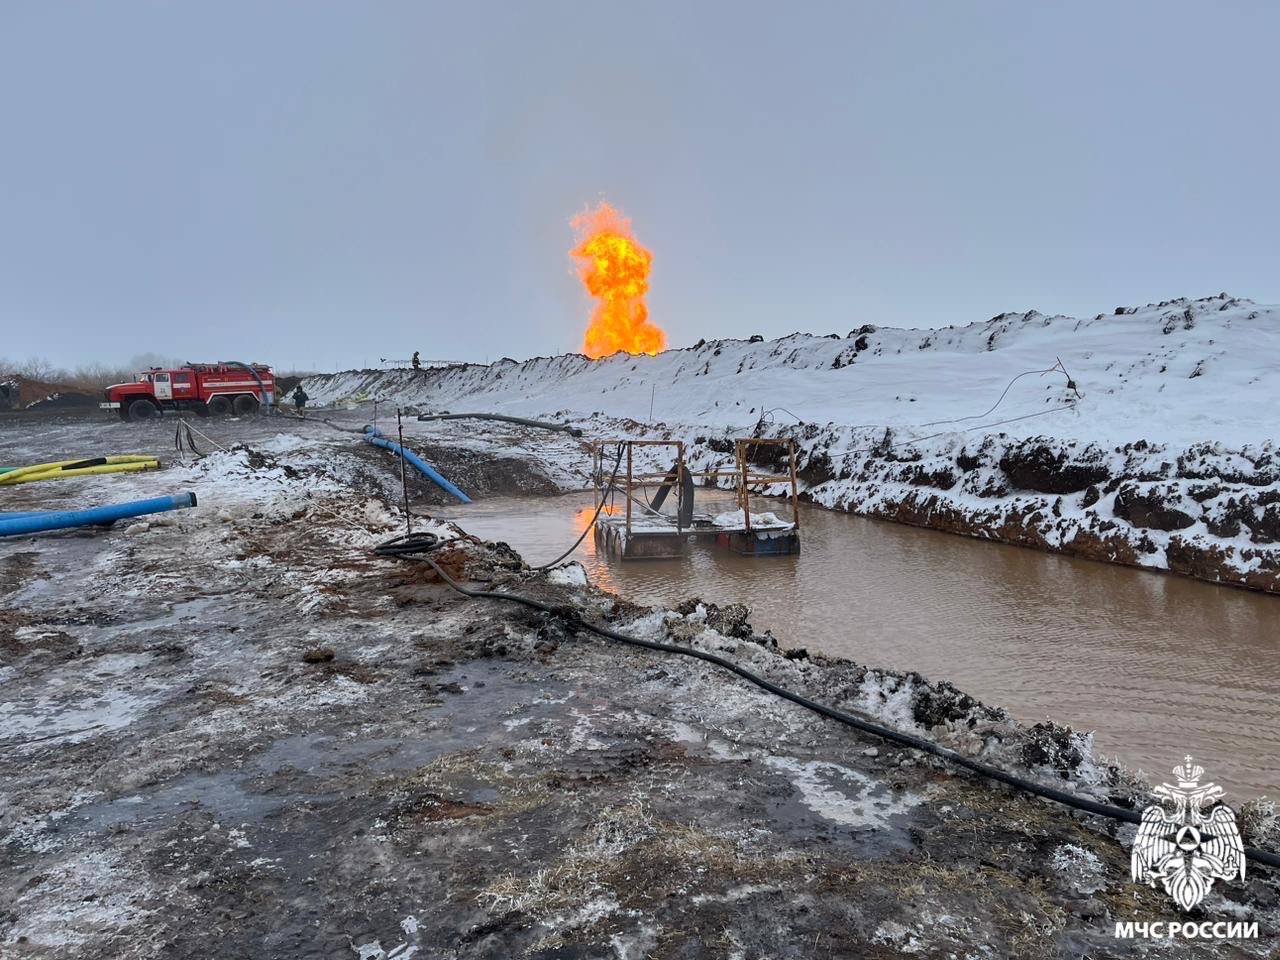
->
[1,418,1276,958]
[0,376,97,412]
[673,423,1280,595]
[342,436,563,507]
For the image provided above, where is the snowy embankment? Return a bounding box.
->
[303,293,1280,592]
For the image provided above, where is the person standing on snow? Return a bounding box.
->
[292,384,309,416]
[412,350,422,371]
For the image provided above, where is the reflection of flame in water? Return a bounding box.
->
[575,504,618,547]
[575,503,618,531]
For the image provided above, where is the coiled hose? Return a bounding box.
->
[373,530,1280,871]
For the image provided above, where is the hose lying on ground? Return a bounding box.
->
[0,456,160,486]
[0,492,197,537]
[373,529,1280,871]
[416,412,584,437]
[318,418,368,435]
[364,426,471,504]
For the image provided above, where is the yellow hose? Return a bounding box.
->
[1,455,157,477]
[0,456,161,486]
[2,458,85,479]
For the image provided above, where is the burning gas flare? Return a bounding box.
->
[571,202,666,359]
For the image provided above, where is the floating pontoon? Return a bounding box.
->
[591,438,801,560]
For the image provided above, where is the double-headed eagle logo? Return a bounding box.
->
[1132,756,1245,910]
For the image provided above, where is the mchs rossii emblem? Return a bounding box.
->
[1131,756,1245,911]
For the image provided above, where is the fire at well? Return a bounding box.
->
[570,201,667,359]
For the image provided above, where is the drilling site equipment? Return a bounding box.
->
[591,438,801,560]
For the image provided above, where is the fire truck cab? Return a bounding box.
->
[101,363,276,421]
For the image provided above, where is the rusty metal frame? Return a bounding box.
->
[591,439,686,536]
[731,438,800,534]
[590,437,798,539]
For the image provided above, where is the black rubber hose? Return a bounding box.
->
[221,361,274,413]
[373,531,1280,871]
[61,457,108,471]
[317,418,370,435]
[416,412,583,437]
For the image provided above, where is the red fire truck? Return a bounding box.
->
[101,363,277,421]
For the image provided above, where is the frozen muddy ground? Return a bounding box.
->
[2,413,1279,958]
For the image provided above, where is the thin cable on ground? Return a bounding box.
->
[373,530,1280,871]
[917,361,1077,429]
[757,406,807,425]
[898,401,1082,447]
[826,401,1081,460]
[176,419,231,453]
[753,358,1085,459]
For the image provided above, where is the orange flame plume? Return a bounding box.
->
[570,202,666,359]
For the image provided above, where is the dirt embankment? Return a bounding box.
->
[672,426,1280,595]
[337,431,566,507]
[0,375,98,412]
[4,430,1277,957]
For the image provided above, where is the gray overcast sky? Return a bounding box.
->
[1,2,1277,371]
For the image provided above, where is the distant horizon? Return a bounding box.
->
[2,287,1266,377]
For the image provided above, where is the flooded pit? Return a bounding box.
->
[438,490,1280,798]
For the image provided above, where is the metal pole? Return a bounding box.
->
[788,440,800,531]
[625,443,633,535]
[676,441,684,533]
[397,408,411,536]
[739,441,752,533]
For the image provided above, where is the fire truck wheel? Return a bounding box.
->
[206,396,232,417]
[127,399,159,421]
[232,394,260,416]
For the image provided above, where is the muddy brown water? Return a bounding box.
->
[437,491,1280,799]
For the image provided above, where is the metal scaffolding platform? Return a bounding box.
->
[591,437,801,560]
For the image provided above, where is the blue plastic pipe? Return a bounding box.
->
[0,492,198,537]
[364,427,471,504]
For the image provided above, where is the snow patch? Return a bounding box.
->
[764,756,922,829]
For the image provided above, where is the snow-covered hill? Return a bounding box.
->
[303,293,1280,592]
[306,292,1275,448]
